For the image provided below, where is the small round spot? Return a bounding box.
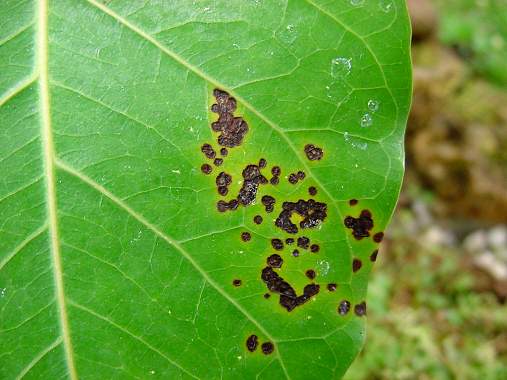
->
[373,232,384,243]
[232,279,242,287]
[271,238,284,250]
[201,143,216,159]
[297,171,305,180]
[288,173,298,184]
[270,176,279,185]
[246,335,258,352]
[327,283,337,292]
[261,342,275,355]
[263,293,271,299]
[292,249,299,257]
[213,158,223,166]
[354,302,367,316]
[201,164,212,174]
[267,254,283,268]
[304,144,323,161]
[352,258,362,273]
[285,238,294,245]
[338,300,350,315]
[370,249,378,262]
[241,232,251,242]
[349,199,358,206]
[259,158,267,168]
[308,186,317,196]
[310,244,320,253]
[220,148,228,156]
[271,166,281,176]
[297,236,310,249]
[305,269,316,280]
[253,215,263,225]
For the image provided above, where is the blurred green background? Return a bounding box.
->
[345,0,507,379]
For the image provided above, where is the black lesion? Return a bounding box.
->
[344,209,374,240]
[211,89,249,148]
[275,199,328,234]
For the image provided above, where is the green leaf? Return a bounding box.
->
[0,0,411,378]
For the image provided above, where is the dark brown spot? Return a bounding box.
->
[304,144,323,161]
[246,335,258,352]
[211,89,248,147]
[216,172,232,196]
[270,176,279,185]
[275,199,328,234]
[213,158,223,166]
[297,171,305,180]
[201,164,212,174]
[261,195,276,213]
[261,342,274,355]
[201,143,216,159]
[349,199,358,206]
[370,249,378,262]
[308,186,317,196]
[220,147,228,156]
[261,267,320,312]
[217,199,239,212]
[344,209,374,240]
[271,166,281,176]
[232,279,242,287]
[354,302,367,316]
[267,254,283,268]
[310,244,320,253]
[288,173,298,184]
[297,236,310,249]
[338,300,350,315]
[241,232,251,242]
[217,186,228,196]
[264,293,271,299]
[253,215,263,225]
[373,232,384,243]
[327,283,337,292]
[259,158,267,168]
[292,249,299,257]
[271,238,283,251]
[352,259,362,273]
[305,269,316,280]
[285,238,294,245]
[237,164,268,206]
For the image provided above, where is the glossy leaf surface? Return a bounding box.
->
[0,0,411,378]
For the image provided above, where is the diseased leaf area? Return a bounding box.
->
[0,1,411,379]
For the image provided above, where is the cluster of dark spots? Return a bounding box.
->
[288,171,305,185]
[216,172,232,196]
[246,335,258,352]
[238,164,268,205]
[267,254,283,268]
[211,89,248,147]
[241,232,251,242]
[220,147,228,156]
[217,199,239,212]
[310,244,320,253]
[344,210,374,240]
[308,186,317,196]
[201,164,212,175]
[275,199,328,234]
[373,232,384,243]
[304,144,324,161]
[285,238,294,245]
[370,249,379,262]
[261,195,276,213]
[232,279,242,287]
[338,300,351,315]
[305,269,316,280]
[264,293,271,299]
[349,199,358,206]
[261,266,320,311]
[213,158,223,166]
[297,236,310,249]
[271,238,284,251]
[292,249,300,257]
[352,258,362,273]
[261,342,274,355]
[253,215,263,225]
[201,143,216,159]
[354,302,367,316]
[259,158,267,168]
[327,283,337,292]
[270,166,281,185]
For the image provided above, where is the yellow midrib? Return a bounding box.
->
[36,0,78,378]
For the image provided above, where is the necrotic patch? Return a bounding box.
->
[271,238,283,250]
[241,232,251,242]
[232,279,242,287]
[211,89,248,147]
[216,172,232,196]
[370,249,379,262]
[327,283,337,292]
[261,342,274,355]
[201,143,216,159]
[344,209,374,240]
[304,144,323,160]
[338,300,351,315]
[373,232,384,243]
[267,254,283,268]
[253,215,263,225]
[310,244,320,253]
[275,199,328,234]
[246,335,258,352]
[308,186,317,196]
[261,195,275,213]
[352,258,362,273]
[238,164,268,206]
[201,164,212,175]
[297,236,310,249]
[305,269,316,280]
[354,302,367,316]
